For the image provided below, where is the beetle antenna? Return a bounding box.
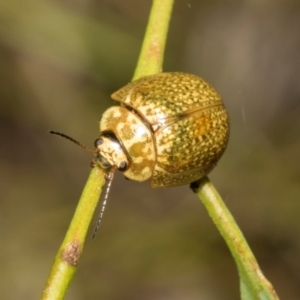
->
[49,130,95,153]
[92,168,116,239]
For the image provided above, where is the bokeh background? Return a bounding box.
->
[1,0,300,299]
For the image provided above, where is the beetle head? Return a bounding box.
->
[94,131,129,172]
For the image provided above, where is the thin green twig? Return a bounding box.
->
[133,0,174,79]
[42,0,279,299]
[193,177,279,300]
[41,167,106,299]
[41,0,175,299]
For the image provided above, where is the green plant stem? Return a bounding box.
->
[42,0,280,298]
[194,177,279,300]
[41,0,174,299]
[133,0,174,80]
[41,167,106,300]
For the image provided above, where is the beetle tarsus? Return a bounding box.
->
[90,159,97,168]
[190,181,200,193]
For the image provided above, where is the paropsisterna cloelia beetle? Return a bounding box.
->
[95,72,229,186]
[50,72,229,237]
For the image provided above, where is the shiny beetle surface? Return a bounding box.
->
[95,72,229,187]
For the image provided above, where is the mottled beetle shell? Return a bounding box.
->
[100,72,229,188]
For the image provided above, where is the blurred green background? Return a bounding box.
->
[1,0,300,299]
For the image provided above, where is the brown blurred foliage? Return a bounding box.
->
[1,0,300,299]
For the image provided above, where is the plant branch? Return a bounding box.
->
[41,0,175,298]
[42,0,279,299]
[41,167,106,300]
[133,0,174,80]
[193,177,279,300]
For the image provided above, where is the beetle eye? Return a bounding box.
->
[118,161,128,172]
[94,138,103,148]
